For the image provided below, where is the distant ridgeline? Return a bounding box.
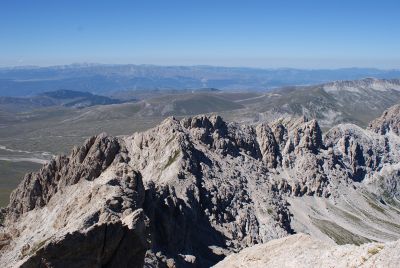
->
[0,89,130,110]
[1,64,400,96]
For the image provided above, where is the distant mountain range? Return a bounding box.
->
[1,64,400,96]
[227,78,400,128]
[0,89,128,111]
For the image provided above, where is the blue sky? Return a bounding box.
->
[1,0,399,68]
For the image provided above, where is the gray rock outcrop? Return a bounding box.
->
[2,104,400,267]
[368,104,400,135]
[0,135,150,268]
[214,233,400,268]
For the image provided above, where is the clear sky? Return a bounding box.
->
[1,0,400,68]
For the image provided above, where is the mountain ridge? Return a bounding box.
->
[0,89,128,111]
[1,105,400,267]
[229,77,400,129]
[1,64,400,96]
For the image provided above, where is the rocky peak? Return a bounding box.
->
[323,78,400,92]
[1,139,150,267]
[292,119,324,153]
[7,133,122,221]
[2,107,400,267]
[256,123,280,168]
[181,114,227,134]
[368,104,400,136]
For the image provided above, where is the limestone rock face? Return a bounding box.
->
[368,104,400,135]
[0,135,150,268]
[7,133,122,220]
[20,210,149,268]
[123,112,400,266]
[256,123,280,168]
[324,122,400,197]
[214,233,400,268]
[2,104,400,267]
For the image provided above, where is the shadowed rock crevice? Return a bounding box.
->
[143,184,226,267]
[20,215,149,268]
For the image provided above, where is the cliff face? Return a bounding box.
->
[1,135,150,268]
[2,105,400,267]
[368,104,400,136]
[7,134,122,219]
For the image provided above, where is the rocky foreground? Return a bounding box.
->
[1,105,400,267]
[214,233,400,268]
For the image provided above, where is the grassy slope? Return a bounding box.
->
[0,93,245,154]
[238,86,400,128]
[0,160,41,207]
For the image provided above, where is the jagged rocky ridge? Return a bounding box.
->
[0,134,150,267]
[1,105,400,267]
[368,104,400,136]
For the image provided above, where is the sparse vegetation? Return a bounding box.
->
[164,150,180,169]
[368,244,384,255]
[365,198,386,214]
[380,191,400,213]
[0,160,41,207]
[311,217,372,245]
[326,203,362,223]
[165,135,176,147]
[29,239,48,254]
[21,238,50,258]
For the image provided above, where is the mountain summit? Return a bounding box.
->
[1,105,400,267]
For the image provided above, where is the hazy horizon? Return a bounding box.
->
[2,61,400,71]
[2,0,400,69]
